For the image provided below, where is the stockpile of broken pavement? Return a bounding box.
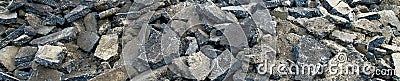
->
[1,0,400,81]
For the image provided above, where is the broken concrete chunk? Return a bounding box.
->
[0,46,19,71]
[84,13,98,33]
[209,50,236,80]
[64,5,91,23]
[188,52,211,80]
[35,45,65,68]
[88,67,128,81]
[28,66,63,81]
[330,30,357,44]
[392,53,400,77]
[77,31,100,52]
[15,46,37,69]
[0,12,17,24]
[11,34,32,46]
[94,34,119,60]
[30,27,78,45]
[99,7,121,19]
[304,17,336,38]
[26,13,55,35]
[378,10,400,31]
[331,2,352,16]
[253,9,276,35]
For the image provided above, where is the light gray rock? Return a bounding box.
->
[330,30,357,44]
[0,46,19,71]
[94,34,119,60]
[26,13,55,35]
[188,52,211,80]
[304,17,336,38]
[99,8,120,19]
[28,66,63,81]
[392,53,400,77]
[378,10,400,31]
[30,27,78,45]
[84,13,98,33]
[15,46,37,69]
[35,45,65,68]
[253,9,276,35]
[208,50,237,80]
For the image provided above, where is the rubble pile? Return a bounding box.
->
[0,0,400,80]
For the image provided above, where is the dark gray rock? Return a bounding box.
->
[77,31,99,52]
[322,0,340,10]
[0,46,20,71]
[64,5,91,23]
[30,0,59,8]
[94,34,119,60]
[24,3,54,15]
[15,46,37,69]
[30,27,78,45]
[356,12,380,20]
[221,6,250,18]
[367,36,385,51]
[34,45,65,68]
[288,7,323,18]
[0,24,25,49]
[84,13,98,33]
[196,4,236,24]
[253,9,276,35]
[200,45,219,59]
[351,0,382,5]
[44,13,65,25]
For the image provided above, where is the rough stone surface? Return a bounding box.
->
[0,46,19,71]
[188,52,211,80]
[330,30,357,44]
[304,17,336,38]
[77,31,100,52]
[94,34,119,60]
[15,46,37,69]
[35,45,65,68]
[30,27,78,45]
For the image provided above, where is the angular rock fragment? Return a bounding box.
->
[294,36,332,80]
[35,45,65,68]
[351,0,382,5]
[30,27,78,45]
[325,14,349,24]
[329,30,357,44]
[28,66,63,81]
[0,12,17,24]
[64,5,91,23]
[188,52,211,80]
[288,7,322,18]
[221,6,250,18]
[26,13,55,35]
[185,37,198,56]
[200,45,219,59]
[214,23,248,55]
[331,2,352,16]
[84,13,98,33]
[24,3,54,15]
[0,24,25,50]
[44,13,65,25]
[392,53,400,77]
[77,31,100,52]
[168,57,196,79]
[357,12,380,20]
[88,67,128,81]
[99,8,120,19]
[322,0,340,10]
[380,44,400,52]
[0,46,19,71]
[161,26,180,64]
[352,19,382,33]
[30,0,59,8]
[15,46,37,69]
[11,34,31,46]
[378,10,400,31]
[367,36,385,51]
[0,72,19,81]
[196,4,236,24]
[304,17,336,38]
[253,9,276,35]
[94,34,119,60]
[208,50,237,80]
